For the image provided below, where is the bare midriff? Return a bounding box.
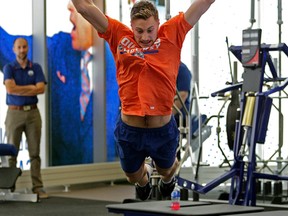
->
[121,113,171,128]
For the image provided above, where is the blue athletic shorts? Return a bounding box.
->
[114,116,179,173]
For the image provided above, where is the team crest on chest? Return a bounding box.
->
[28,70,34,76]
[118,38,161,57]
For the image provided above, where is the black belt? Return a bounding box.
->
[9,104,37,111]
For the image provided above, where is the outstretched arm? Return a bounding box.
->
[184,0,215,26]
[72,0,108,34]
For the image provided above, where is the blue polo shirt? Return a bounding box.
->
[3,60,47,106]
[176,62,192,113]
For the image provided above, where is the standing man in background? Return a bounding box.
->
[3,37,48,199]
[173,62,192,126]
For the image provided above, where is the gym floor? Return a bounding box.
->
[48,181,136,203]
[46,167,288,209]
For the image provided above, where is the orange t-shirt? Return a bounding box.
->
[99,12,192,116]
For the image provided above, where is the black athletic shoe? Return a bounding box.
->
[135,182,152,201]
[158,177,176,198]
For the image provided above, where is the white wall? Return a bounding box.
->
[198,0,288,166]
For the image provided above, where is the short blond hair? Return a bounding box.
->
[130,0,159,21]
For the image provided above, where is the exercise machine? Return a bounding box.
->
[0,143,38,202]
[177,27,288,206]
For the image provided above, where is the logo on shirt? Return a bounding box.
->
[118,38,161,58]
[28,70,34,76]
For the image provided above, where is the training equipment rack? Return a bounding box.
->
[177,28,288,206]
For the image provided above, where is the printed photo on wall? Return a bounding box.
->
[47,0,118,165]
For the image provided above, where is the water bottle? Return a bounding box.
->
[170,186,180,210]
